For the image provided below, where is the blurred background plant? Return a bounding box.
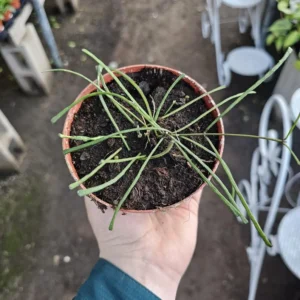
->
[267,0,300,69]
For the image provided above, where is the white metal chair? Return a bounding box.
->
[236,94,300,300]
[201,0,274,86]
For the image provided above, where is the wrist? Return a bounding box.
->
[100,253,180,300]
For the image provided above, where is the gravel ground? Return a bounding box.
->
[0,0,299,299]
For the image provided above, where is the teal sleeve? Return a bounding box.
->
[74,258,160,300]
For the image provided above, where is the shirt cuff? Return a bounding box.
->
[74,258,160,300]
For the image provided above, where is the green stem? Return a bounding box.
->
[205,48,293,132]
[205,136,271,246]
[154,73,185,121]
[178,132,283,143]
[176,92,255,133]
[100,74,136,125]
[62,127,160,154]
[109,138,164,230]
[285,113,300,140]
[173,141,244,218]
[97,67,130,150]
[114,70,152,117]
[164,100,176,116]
[69,148,122,190]
[78,155,140,196]
[160,86,226,120]
[83,49,154,125]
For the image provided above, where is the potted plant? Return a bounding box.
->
[51,48,299,247]
[266,0,300,115]
[0,0,21,33]
[267,0,300,68]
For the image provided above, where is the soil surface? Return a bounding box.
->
[70,68,219,210]
[0,0,299,300]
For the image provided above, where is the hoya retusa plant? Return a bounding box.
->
[50,47,299,247]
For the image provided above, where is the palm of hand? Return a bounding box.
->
[84,190,201,299]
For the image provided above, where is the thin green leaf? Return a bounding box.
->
[114,70,152,116]
[51,91,102,123]
[45,69,100,90]
[96,67,130,151]
[59,133,106,141]
[161,86,226,120]
[62,127,158,154]
[109,138,164,230]
[176,92,255,133]
[100,74,138,125]
[82,49,153,123]
[78,155,139,196]
[284,143,300,165]
[178,132,283,143]
[155,73,185,120]
[175,137,245,220]
[69,148,122,190]
[51,89,136,124]
[205,137,271,246]
[205,48,293,132]
[285,113,300,140]
[173,141,244,218]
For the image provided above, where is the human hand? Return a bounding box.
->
[84,189,202,300]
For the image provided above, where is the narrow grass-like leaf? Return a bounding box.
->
[151,140,174,159]
[114,70,152,116]
[205,137,271,246]
[205,48,293,132]
[161,86,226,120]
[284,113,300,140]
[154,73,185,120]
[109,138,164,230]
[106,155,146,163]
[52,90,138,124]
[69,148,122,190]
[178,132,283,143]
[59,133,105,142]
[52,92,103,123]
[284,143,300,165]
[78,155,140,196]
[164,100,176,116]
[97,67,130,150]
[173,141,244,218]
[62,127,158,154]
[100,75,139,125]
[173,138,246,219]
[177,138,243,219]
[45,69,100,90]
[82,49,153,123]
[176,92,255,133]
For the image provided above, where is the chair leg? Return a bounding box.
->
[1,23,53,95]
[55,0,65,13]
[0,110,25,174]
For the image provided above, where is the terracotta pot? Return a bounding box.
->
[62,65,225,212]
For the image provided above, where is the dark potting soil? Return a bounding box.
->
[70,68,220,210]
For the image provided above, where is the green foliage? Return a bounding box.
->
[51,48,299,246]
[0,0,15,20]
[267,0,300,69]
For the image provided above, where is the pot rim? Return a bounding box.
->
[62,64,225,213]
